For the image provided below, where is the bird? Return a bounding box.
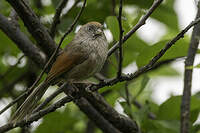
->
[11,21,108,123]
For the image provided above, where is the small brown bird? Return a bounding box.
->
[11,22,108,122]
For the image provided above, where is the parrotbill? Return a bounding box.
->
[11,22,108,122]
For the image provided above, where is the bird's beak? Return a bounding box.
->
[95,28,103,35]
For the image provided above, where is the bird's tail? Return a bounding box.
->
[11,81,50,123]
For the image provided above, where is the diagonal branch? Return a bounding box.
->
[50,0,82,38]
[27,0,86,103]
[2,14,199,133]
[180,2,200,133]
[50,0,69,38]
[1,14,200,133]
[75,97,122,133]
[91,16,200,91]
[0,13,46,68]
[0,96,73,133]
[62,83,138,133]
[82,90,139,133]
[6,0,57,56]
[108,0,163,57]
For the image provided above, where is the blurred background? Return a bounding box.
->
[0,0,200,132]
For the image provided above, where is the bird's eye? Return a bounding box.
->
[87,26,93,31]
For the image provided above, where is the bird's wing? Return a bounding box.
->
[46,49,88,82]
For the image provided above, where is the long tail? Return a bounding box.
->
[11,81,50,123]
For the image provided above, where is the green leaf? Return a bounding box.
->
[103,88,120,106]
[123,34,148,66]
[134,75,149,98]
[147,64,180,77]
[154,120,180,133]
[136,39,189,68]
[106,16,119,41]
[192,63,200,69]
[158,96,200,123]
[151,0,179,31]
[35,104,84,133]
[0,31,20,55]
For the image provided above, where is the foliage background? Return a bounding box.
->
[0,0,200,132]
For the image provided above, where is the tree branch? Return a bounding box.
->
[85,120,95,133]
[50,0,69,38]
[1,82,138,132]
[0,0,86,117]
[0,96,73,133]
[117,0,124,78]
[0,13,46,68]
[9,8,19,28]
[91,16,200,91]
[2,15,197,130]
[75,97,122,133]
[6,0,57,56]
[108,0,163,57]
[1,16,199,133]
[180,2,200,133]
[77,85,139,133]
[26,0,86,103]
[61,83,139,133]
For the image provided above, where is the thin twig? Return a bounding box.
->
[180,2,200,133]
[0,96,73,133]
[91,17,200,91]
[40,0,86,90]
[0,0,158,117]
[58,0,86,50]
[108,0,163,57]
[50,0,69,38]
[52,0,81,38]
[0,0,86,116]
[117,0,124,78]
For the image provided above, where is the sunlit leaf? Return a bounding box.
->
[136,39,189,68]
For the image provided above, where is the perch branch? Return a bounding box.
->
[0,96,73,133]
[75,97,122,133]
[91,16,200,91]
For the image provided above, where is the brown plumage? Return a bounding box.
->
[11,22,108,123]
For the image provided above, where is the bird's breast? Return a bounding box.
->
[65,37,108,81]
